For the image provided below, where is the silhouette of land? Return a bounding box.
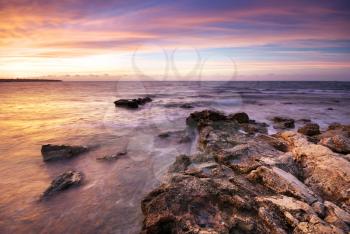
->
[0,79,62,82]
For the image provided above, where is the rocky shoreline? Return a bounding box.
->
[140,110,350,234]
[37,105,350,233]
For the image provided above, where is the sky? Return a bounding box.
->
[0,0,350,80]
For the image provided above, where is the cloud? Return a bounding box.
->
[0,0,349,79]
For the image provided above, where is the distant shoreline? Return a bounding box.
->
[0,79,62,82]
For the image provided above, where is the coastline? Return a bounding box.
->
[0,79,62,82]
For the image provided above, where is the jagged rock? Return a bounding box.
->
[186,109,227,128]
[168,154,191,173]
[248,166,319,204]
[272,116,295,129]
[96,151,127,161]
[320,135,350,154]
[240,122,268,135]
[41,170,83,199]
[256,134,289,152]
[141,111,350,233]
[114,97,152,109]
[228,112,249,123]
[324,201,350,232]
[298,123,321,136]
[256,196,343,234]
[280,131,350,212]
[41,144,88,162]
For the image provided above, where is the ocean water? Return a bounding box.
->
[0,81,349,233]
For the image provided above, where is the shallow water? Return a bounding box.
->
[0,81,349,233]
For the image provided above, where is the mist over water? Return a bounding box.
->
[0,81,349,233]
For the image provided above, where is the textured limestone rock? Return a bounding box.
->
[280,131,350,212]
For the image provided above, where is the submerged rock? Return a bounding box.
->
[158,132,170,138]
[41,170,83,199]
[272,116,295,129]
[114,97,152,109]
[298,123,321,136]
[96,151,127,161]
[41,144,88,162]
[180,103,194,109]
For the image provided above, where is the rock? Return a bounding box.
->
[180,103,194,109]
[186,109,227,128]
[320,135,350,154]
[41,144,88,162]
[114,97,152,109]
[297,119,312,123]
[256,134,289,152]
[168,155,191,173]
[298,123,321,136]
[96,151,127,161]
[178,134,192,144]
[328,123,343,131]
[240,122,268,135]
[141,111,350,233]
[280,131,350,211]
[158,132,170,138]
[272,116,295,129]
[228,112,249,123]
[327,107,334,110]
[256,196,343,234]
[324,201,350,232]
[41,170,83,199]
[248,166,319,204]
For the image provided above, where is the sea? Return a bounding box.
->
[0,81,349,233]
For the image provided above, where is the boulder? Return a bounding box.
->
[272,116,295,129]
[186,109,227,128]
[298,123,321,136]
[228,112,249,123]
[41,170,83,199]
[320,135,350,154]
[41,144,88,162]
[114,97,152,109]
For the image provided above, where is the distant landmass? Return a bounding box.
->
[0,79,62,82]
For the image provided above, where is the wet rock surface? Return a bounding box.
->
[228,112,249,123]
[41,144,89,162]
[272,116,295,129]
[41,170,83,199]
[141,110,350,234]
[114,97,152,109]
[96,151,127,161]
[298,123,321,136]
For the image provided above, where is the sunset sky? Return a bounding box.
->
[0,0,350,80]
